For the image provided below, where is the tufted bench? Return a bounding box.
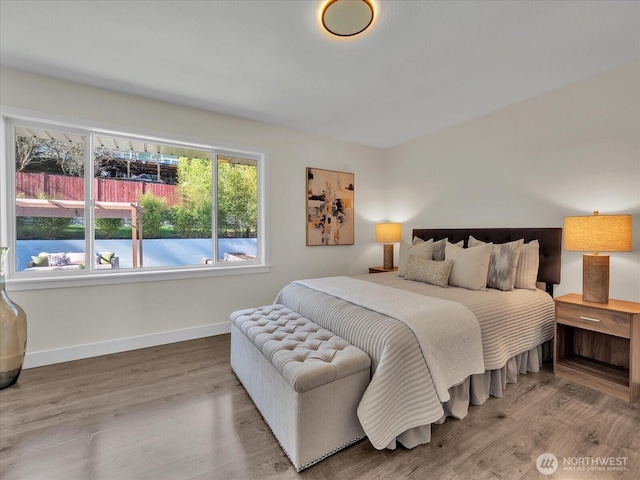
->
[230,304,371,471]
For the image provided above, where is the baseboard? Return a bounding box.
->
[23,322,231,369]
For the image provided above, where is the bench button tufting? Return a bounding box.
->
[231,305,371,393]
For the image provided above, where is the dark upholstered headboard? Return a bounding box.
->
[412,228,562,295]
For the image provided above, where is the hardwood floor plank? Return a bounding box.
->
[1,335,638,479]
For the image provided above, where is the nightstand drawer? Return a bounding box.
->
[556,302,630,338]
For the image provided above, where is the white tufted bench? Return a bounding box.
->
[230,304,371,471]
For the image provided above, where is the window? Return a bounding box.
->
[1,111,268,287]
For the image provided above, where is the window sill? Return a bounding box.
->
[5,264,271,291]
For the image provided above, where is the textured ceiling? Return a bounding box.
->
[1,0,638,148]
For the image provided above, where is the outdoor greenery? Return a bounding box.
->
[95,218,124,239]
[139,192,167,239]
[15,136,258,240]
[15,223,186,241]
[218,162,258,238]
[39,217,75,239]
[17,217,77,240]
[170,158,213,238]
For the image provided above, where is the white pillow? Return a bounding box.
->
[514,240,540,290]
[65,252,85,265]
[445,242,492,291]
[468,236,524,291]
[398,239,434,276]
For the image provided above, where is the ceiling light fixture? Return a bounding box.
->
[322,0,374,37]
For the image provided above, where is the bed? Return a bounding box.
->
[275,227,562,451]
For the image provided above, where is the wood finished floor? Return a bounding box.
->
[1,335,638,480]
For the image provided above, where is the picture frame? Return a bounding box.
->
[306,167,355,246]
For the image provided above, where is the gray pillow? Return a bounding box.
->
[404,255,453,288]
[468,236,524,291]
[432,238,463,261]
[432,238,446,261]
[412,236,462,260]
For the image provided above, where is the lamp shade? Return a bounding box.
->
[564,212,632,253]
[375,223,402,243]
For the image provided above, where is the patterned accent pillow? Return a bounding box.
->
[514,240,540,290]
[47,253,68,267]
[404,255,453,288]
[432,238,446,261]
[468,236,524,291]
[432,238,463,261]
[397,239,434,276]
[445,242,492,290]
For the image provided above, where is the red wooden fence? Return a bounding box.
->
[16,172,180,206]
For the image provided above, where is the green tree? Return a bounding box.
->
[169,204,197,238]
[217,162,257,237]
[96,218,124,239]
[34,217,74,240]
[139,192,167,239]
[171,157,212,238]
[146,156,257,239]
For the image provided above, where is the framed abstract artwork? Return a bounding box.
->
[306,167,355,246]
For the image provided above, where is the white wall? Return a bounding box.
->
[0,68,388,366]
[385,61,640,302]
[3,60,638,367]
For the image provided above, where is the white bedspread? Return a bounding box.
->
[295,276,484,402]
[276,274,554,450]
[359,273,555,370]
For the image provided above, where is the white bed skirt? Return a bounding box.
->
[390,341,552,450]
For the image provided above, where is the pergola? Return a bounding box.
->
[15,198,144,267]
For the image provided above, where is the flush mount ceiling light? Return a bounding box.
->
[322,0,374,37]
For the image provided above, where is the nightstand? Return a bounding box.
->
[554,293,640,402]
[368,266,398,274]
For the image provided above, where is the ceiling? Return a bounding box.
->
[1,1,638,149]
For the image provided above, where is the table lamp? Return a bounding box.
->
[564,211,632,303]
[375,223,402,270]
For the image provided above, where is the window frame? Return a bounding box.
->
[1,106,270,291]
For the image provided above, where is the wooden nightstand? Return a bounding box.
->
[368,266,398,274]
[554,293,640,402]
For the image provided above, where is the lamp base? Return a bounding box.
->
[383,244,394,270]
[582,254,609,304]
